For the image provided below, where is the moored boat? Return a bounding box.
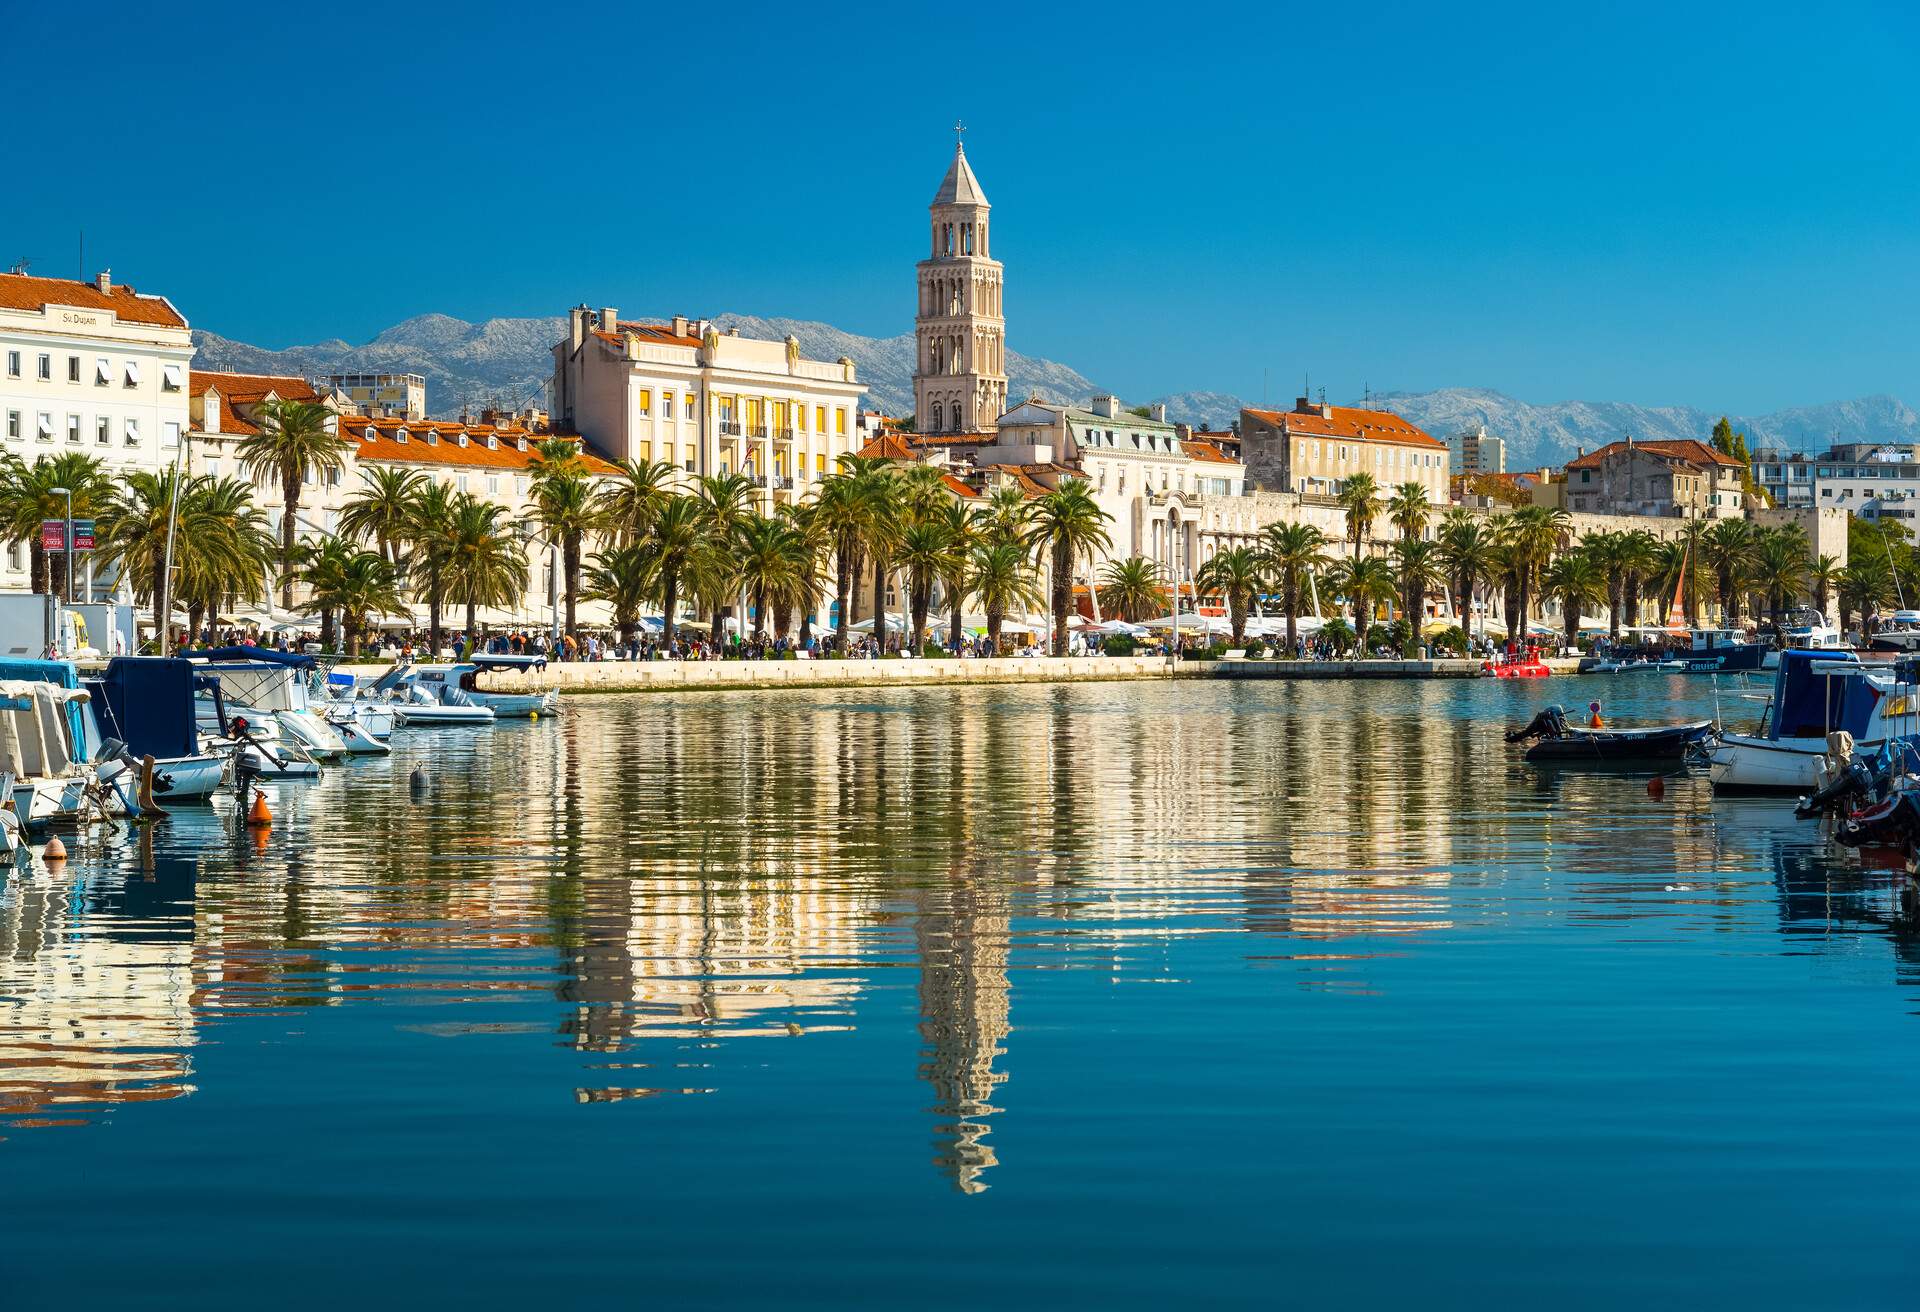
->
[1707,650,1914,791]
[1506,704,1713,761]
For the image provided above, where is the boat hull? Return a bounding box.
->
[469,691,558,718]
[392,704,496,726]
[1524,722,1713,762]
[1707,732,1880,792]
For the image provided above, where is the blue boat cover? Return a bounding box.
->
[187,645,318,669]
[89,657,197,759]
[1772,650,1875,739]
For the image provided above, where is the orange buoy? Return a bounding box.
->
[42,834,67,862]
[247,793,272,827]
[1647,776,1666,799]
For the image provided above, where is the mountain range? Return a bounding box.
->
[191,312,1920,469]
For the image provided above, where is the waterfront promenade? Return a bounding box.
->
[339,654,1580,694]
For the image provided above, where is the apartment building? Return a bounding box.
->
[1752,442,1920,525]
[550,307,865,514]
[1563,438,1744,519]
[1239,398,1450,510]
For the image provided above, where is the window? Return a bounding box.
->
[161,421,179,450]
[124,417,140,446]
[94,358,110,385]
[486,475,499,494]
[36,353,50,380]
[325,466,339,486]
[5,351,17,377]
[5,410,17,440]
[206,460,221,478]
[123,361,140,387]
[815,405,826,432]
[638,441,652,462]
[67,356,80,382]
[66,414,79,444]
[835,408,846,436]
[662,393,674,420]
[95,417,109,446]
[637,388,652,417]
[162,363,183,391]
[36,412,53,442]
[515,476,529,496]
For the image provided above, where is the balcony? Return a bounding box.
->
[772,475,795,491]
[719,419,743,437]
[747,425,771,440]
[775,427,797,441]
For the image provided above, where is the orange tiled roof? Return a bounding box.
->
[983,464,1050,497]
[593,321,703,350]
[912,433,990,446]
[1564,438,1742,471]
[190,370,319,403]
[345,417,618,475]
[941,473,980,499]
[0,272,187,328]
[857,433,919,461]
[1243,404,1444,450]
[1180,439,1239,464]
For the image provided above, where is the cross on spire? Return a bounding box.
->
[954,119,966,146]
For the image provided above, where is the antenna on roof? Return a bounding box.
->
[6,257,27,275]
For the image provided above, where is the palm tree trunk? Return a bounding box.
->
[427,562,444,656]
[1285,576,1299,653]
[320,606,336,652]
[873,553,888,652]
[1230,594,1246,647]
[835,547,852,653]
[949,592,964,652]
[30,541,47,596]
[564,532,580,637]
[753,585,768,642]
[188,601,206,646]
[281,473,300,611]
[662,570,680,655]
[1052,540,1070,657]
[987,608,1003,655]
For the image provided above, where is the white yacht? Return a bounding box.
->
[409,656,558,718]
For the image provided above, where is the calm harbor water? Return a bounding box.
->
[4,675,1918,1307]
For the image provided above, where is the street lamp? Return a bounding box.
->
[49,485,72,606]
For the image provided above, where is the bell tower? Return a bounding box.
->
[913,126,1006,434]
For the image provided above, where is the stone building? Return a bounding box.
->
[912,138,1006,434]
[1563,438,1744,519]
[1239,398,1450,506]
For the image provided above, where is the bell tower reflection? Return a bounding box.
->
[915,874,1010,1193]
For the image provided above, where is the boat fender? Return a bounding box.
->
[410,766,429,798]
[1647,776,1665,800]
[43,834,66,863]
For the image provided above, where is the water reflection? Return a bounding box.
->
[3,679,1918,1205]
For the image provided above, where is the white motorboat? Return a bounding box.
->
[186,647,347,765]
[410,656,559,718]
[1706,650,1918,791]
[311,667,395,753]
[368,664,497,726]
[1588,656,1687,674]
[0,680,122,825]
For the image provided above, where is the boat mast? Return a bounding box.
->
[156,441,185,651]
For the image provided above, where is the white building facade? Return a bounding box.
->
[0,270,194,593]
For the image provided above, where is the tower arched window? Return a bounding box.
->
[963,223,973,255]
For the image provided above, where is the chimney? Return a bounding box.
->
[671,315,689,338]
[1092,394,1120,418]
[600,307,619,333]
[569,305,587,350]
[1295,394,1313,414]
[727,326,740,337]
[1151,403,1168,423]
[1175,422,1193,440]
[95,268,112,295]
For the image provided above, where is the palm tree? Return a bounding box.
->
[296,535,358,651]
[1024,480,1113,656]
[530,473,600,640]
[1580,530,1625,638]
[1838,557,1893,636]
[1386,481,1432,543]
[933,500,980,651]
[847,458,904,651]
[445,496,530,639]
[96,470,267,645]
[1324,554,1397,651]
[692,471,759,644]
[1259,522,1330,653]
[1616,529,1662,631]
[599,457,680,547]
[1701,518,1754,624]
[777,501,829,643]
[978,484,1030,546]
[1542,549,1607,647]
[1194,546,1264,647]
[967,540,1041,654]
[407,481,458,656]
[646,496,705,652]
[1500,505,1570,637]
[1649,538,1706,630]
[305,545,406,656]
[894,518,953,656]
[1388,538,1444,638]
[1436,511,1498,641]
[1751,527,1810,623]
[1336,472,1379,558]
[1098,555,1168,624]
[811,469,873,653]
[338,466,426,565]
[236,399,350,609]
[734,514,805,642]
[0,452,112,597]
[1810,553,1841,622]
[583,545,657,646]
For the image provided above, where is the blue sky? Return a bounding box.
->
[13,0,1920,412]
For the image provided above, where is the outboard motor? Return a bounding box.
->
[1505,705,1569,743]
[1796,757,1874,819]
